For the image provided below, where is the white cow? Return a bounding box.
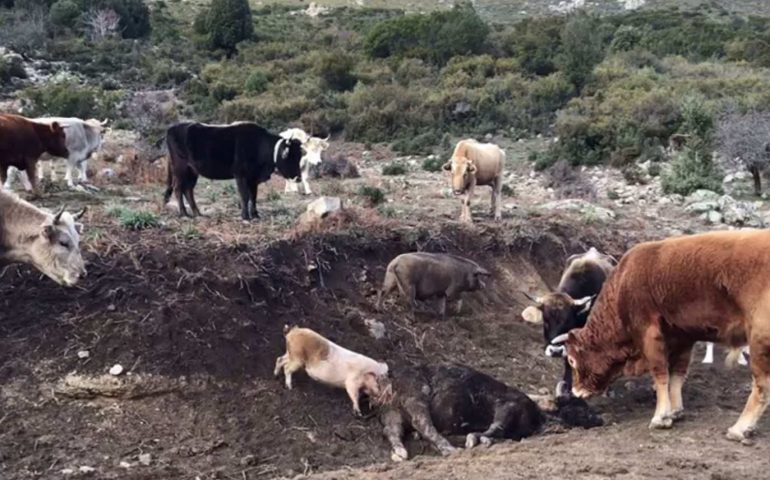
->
[280,128,330,195]
[0,189,87,286]
[4,117,108,191]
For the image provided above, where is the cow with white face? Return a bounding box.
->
[0,190,87,286]
[280,128,330,195]
[5,118,108,191]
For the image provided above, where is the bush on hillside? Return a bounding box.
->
[204,0,253,52]
[557,12,604,91]
[22,80,120,118]
[364,2,488,66]
[661,147,723,196]
[314,51,357,92]
[500,16,564,76]
[49,0,80,30]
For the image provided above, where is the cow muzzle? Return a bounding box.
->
[453,189,466,196]
[545,344,566,358]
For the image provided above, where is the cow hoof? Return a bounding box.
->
[391,447,408,462]
[670,409,685,421]
[479,436,492,447]
[649,416,673,429]
[438,445,457,457]
[726,427,755,445]
[465,434,478,449]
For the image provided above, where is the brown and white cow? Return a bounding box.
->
[442,139,504,223]
[521,247,616,397]
[274,325,392,416]
[0,190,86,286]
[0,114,69,194]
[557,229,770,443]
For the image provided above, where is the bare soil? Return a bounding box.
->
[2,144,768,479]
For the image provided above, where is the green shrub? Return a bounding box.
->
[358,185,385,206]
[382,162,407,176]
[501,16,564,76]
[501,184,514,197]
[392,131,440,155]
[107,206,160,230]
[0,55,26,83]
[314,51,357,92]
[557,12,604,91]
[647,163,661,177]
[678,94,715,145]
[205,0,253,51]
[610,25,644,53]
[661,148,723,196]
[22,80,120,119]
[244,69,269,94]
[422,156,444,172]
[152,62,190,87]
[364,2,489,66]
[49,0,80,30]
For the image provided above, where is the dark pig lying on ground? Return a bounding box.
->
[380,363,602,462]
[376,252,491,319]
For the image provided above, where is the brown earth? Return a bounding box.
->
[1,142,768,479]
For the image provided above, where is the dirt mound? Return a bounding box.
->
[1,219,635,478]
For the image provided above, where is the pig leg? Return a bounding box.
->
[377,270,398,311]
[274,354,288,378]
[438,296,447,320]
[381,408,409,462]
[282,359,303,390]
[345,377,364,416]
[402,397,456,457]
[392,268,418,318]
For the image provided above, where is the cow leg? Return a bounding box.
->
[556,358,573,398]
[26,163,39,196]
[235,177,251,220]
[381,407,409,462]
[702,342,714,364]
[1,166,11,190]
[642,322,674,429]
[249,180,259,219]
[301,168,312,195]
[175,177,190,217]
[78,160,88,183]
[184,175,202,217]
[65,162,76,188]
[466,405,510,449]
[493,176,502,221]
[727,335,770,443]
[668,341,694,421]
[273,354,288,378]
[460,191,473,223]
[402,397,456,457]
[18,169,33,192]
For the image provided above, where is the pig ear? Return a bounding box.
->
[522,306,544,325]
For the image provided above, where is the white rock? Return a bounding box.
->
[99,168,116,179]
[686,189,720,204]
[139,453,151,466]
[707,210,723,224]
[306,196,342,219]
[77,350,90,359]
[61,468,75,475]
[684,201,719,214]
[109,364,124,376]
[364,319,386,340]
[79,466,96,474]
[119,461,132,469]
[723,174,734,184]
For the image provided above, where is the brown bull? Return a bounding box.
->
[559,229,770,443]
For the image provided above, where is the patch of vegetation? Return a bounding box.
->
[661,148,723,196]
[422,156,445,173]
[21,80,121,118]
[357,185,386,206]
[107,205,161,230]
[382,162,407,176]
[199,0,253,52]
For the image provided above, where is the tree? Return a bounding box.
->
[206,0,253,52]
[78,0,151,39]
[557,12,603,92]
[83,8,120,41]
[717,111,770,196]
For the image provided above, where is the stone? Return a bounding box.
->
[77,350,90,359]
[541,199,615,221]
[306,196,342,219]
[707,210,723,224]
[138,453,151,466]
[99,168,116,179]
[364,319,386,340]
[109,364,124,376]
[685,189,720,204]
[723,174,734,184]
[684,201,719,214]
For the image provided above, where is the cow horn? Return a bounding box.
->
[573,296,593,307]
[550,333,570,345]
[53,205,66,224]
[73,206,87,220]
[566,253,582,265]
[521,290,542,305]
[100,119,109,126]
[323,134,330,141]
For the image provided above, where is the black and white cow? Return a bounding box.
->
[162,122,303,220]
[521,247,616,397]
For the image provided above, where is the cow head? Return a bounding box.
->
[275,138,303,180]
[44,122,69,158]
[27,206,87,287]
[442,157,476,196]
[521,292,594,354]
[466,266,492,291]
[554,329,631,399]
[302,136,330,166]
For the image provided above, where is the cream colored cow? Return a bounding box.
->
[442,139,504,223]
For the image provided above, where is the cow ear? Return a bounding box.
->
[467,163,477,174]
[74,222,84,234]
[521,306,544,325]
[442,162,452,171]
[43,223,57,240]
